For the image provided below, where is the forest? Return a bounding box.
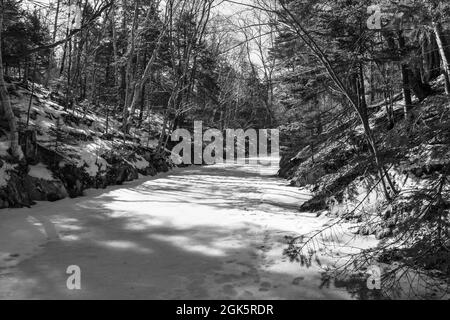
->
[0,0,449,300]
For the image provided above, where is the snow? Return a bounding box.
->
[0,162,17,188]
[75,143,110,177]
[147,139,159,148]
[0,159,382,300]
[6,82,164,178]
[28,163,55,181]
[132,156,149,170]
[0,164,10,188]
[0,141,9,157]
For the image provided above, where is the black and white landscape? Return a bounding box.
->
[0,0,449,300]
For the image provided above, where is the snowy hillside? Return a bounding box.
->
[0,81,175,209]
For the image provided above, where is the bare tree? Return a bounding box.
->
[0,0,23,160]
[433,21,450,95]
[243,0,398,199]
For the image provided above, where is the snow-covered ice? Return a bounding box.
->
[0,159,377,299]
[28,163,55,181]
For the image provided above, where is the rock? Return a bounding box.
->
[55,164,88,198]
[157,161,169,173]
[300,197,327,212]
[115,166,128,185]
[127,166,139,181]
[23,175,68,202]
[278,154,300,178]
[0,143,174,209]
[292,277,305,285]
[3,171,34,207]
[94,175,108,189]
[139,165,157,177]
[105,160,139,186]
[103,152,134,185]
[36,144,65,165]
[19,129,38,164]
[74,180,83,195]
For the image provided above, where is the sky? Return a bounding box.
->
[23,0,270,69]
[27,0,249,11]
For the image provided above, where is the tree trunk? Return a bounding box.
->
[46,0,61,85]
[60,0,72,77]
[398,34,413,120]
[71,0,89,103]
[357,63,395,200]
[409,67,432,101]
[122,25,168,133]
[122,0,139,123]
[23,56,29,84]
[138,82,146,122]
[433,22,450,95]
[65,36,73,110]
[111,1,120,107]
[0,0,23,159]
[119,0,128,111]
